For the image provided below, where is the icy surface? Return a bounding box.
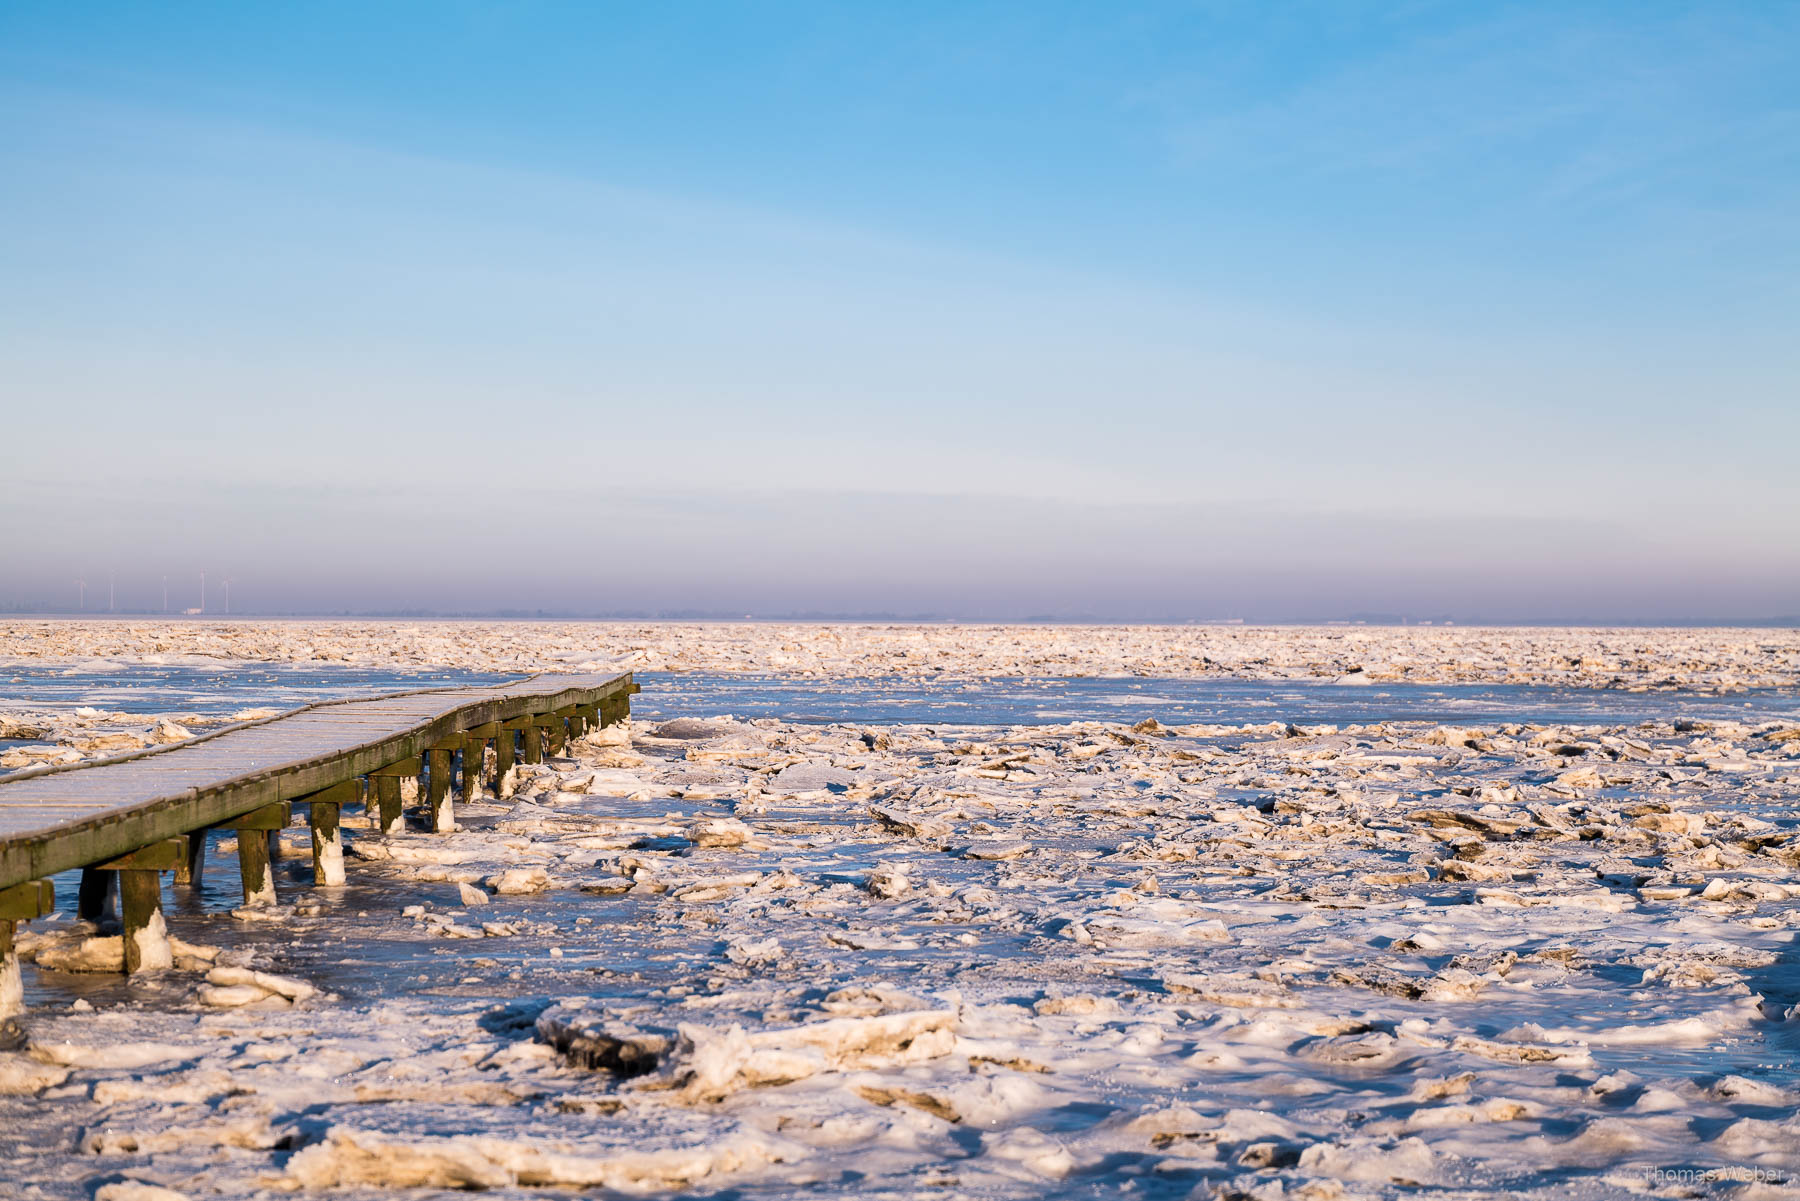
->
[4,618,1799,688]
[1,624,1798,1198]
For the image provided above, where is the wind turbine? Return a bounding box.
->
[108,572,115,613]
[200,571,206,614]
[75,579,85,611]
[162,576,168,614]
[222,577,234,614]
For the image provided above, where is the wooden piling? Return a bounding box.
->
[95,840,184,973]
[232,804,290,907]
[462,723,497,804]
[543,711,569,757]
[118,872,168,972]
[373,775,403,833]
[0,920,16,1019]
[495,739,513,792]
[77,868,115,924]
[368,759,418,834]
[175,828,208,887]
[238,834,274,906]
[303,781,353,886]
[0,880,54,1018]
[496,720,524,792]
[427,740,458,832]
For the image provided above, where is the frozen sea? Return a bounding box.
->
[3,661,1798,1199]
[5,662,1799,729]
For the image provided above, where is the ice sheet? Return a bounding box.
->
[1,624,1797,1199]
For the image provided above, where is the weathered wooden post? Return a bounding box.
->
[462,724,497,804]
[301,781,353,886]
[542,711,569,757]
[232,804,291,907]
[427,738,459,832]
[76,868,115,924]
[522,721,544,764]
[0,879,54,1018]
[174,828,208,887]
[497,719,526,791]
[368,759,419,834]
[92,839,184,973]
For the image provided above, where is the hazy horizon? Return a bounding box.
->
[7,602,1799,629]
[4,4,1795,622]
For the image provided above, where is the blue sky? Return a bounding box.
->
[1,2,1795,619]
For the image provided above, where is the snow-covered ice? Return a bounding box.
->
[1,622,1798,1198]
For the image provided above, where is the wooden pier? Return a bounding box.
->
[0,671,635,1014]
